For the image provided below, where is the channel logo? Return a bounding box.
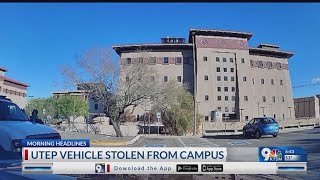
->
[260,147,283,161]
[95,163,111,173]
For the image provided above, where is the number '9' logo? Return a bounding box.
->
[261,148,271,161]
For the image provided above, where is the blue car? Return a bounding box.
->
[243,117,279,139]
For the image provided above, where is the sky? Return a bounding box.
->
[0,3,320,99]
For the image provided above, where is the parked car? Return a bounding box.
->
[243,117,279,139]
[0,96,61,157]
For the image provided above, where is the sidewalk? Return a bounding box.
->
[203,126,315,137]
[58,131,141,146]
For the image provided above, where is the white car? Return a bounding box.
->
[0,96,61,156]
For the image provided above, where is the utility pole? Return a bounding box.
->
[261,107,266,116]
[240,109,244,122]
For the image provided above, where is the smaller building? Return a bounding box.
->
[294,95,320,119]
[0,67,29,108]
[52,89,105,122]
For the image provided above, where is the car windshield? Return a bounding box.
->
[255,118,274,124]
[0,101,29,121]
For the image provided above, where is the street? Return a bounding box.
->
[131,127,320,180]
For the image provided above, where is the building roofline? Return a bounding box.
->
[3,77,29,87]
[51,90,88,94]
[0,67,8,72]
[188,28,253,42]
[112,43,193,55]
[258,43,280,49]
[249,47,294,59]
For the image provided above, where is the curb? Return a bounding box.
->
[128,135,141,145]
[90,135,141,146]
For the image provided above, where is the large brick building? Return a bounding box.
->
[113,28,295,123]
[0,67,29,108]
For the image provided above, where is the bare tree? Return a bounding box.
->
[60,48,162,137]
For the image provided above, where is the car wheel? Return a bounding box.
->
[255,131,261,139]
[273,134,278,137]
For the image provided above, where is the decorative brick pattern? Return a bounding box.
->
[250,60,288,70]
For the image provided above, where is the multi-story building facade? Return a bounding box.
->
[0,67,29,108]
[113,28,295,123]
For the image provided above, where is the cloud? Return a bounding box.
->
[311,77,320,84]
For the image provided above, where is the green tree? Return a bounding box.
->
[152,81,201,135]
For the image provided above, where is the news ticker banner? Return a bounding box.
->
[22,162,307,174]
[20,139,308,174]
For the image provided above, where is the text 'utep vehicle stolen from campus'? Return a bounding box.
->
[243,117,279,139]
[0,96,61,158]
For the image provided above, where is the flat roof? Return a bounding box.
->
[258,43,280,49]
[112,43,193,55]
[3,77,29,87]
[249,47,294,59]
[189,28,253,42]
[0,67,8,72]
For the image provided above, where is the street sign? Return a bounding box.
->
[156,112,161,119]
[43,109,46,115]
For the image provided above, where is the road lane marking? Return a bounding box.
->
[200,138,220,146]
[177,138,187,147]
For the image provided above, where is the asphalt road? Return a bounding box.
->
[131,127,320,180]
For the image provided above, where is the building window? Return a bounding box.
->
[225,96,228,101]
[223,58,227,62]
[262,96,266,102]
[245,116,249,121]
[283,114,285,119]
[232,107,236,112]
[203,56,208,61]
[224,76,228,81]
[225,107,229,112]
[232,87,235,92]
[282,96,285,102]
[126,76,130,82]
[149,57,156,64]
[223,68,227,72]
[138,57,143,63]
[126,58,132,65]
[205,95,209,101]
[271,79,274,85]
[250,60,254,67]
[216,57,220,62]
[164,76,168,82]
[95,104,98,110]
[176,57,182,64]
[217,76,221,81]
[218,107,222,111]
[280,80,283,85]
[216,67,220,72]
[230,68,234,72]
[232,96,236,101]
[261,78,265,84]
[177,76,182,82]
[252,78,255,84]
[244,96,248,101]
[151,76,155,82]
[224,87,228,92]
[163,57,169,64]
[204,75,209,80]
[243,76,247,81]
[241,58,245,63]
[273,96,276,102]
[205,116,209,121]
[274,114,276,119]
[217,96,221,101]
[217,87,221,92]
[230,58,234,63]
[231,76,235,81]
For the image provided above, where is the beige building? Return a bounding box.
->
[294,95,320,119]
[0,67,29,108]
[52,84,105,121]
[113,28,295,123]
